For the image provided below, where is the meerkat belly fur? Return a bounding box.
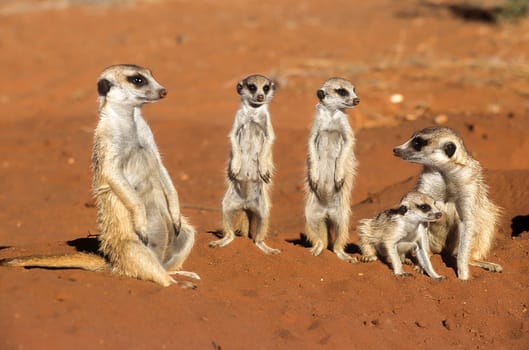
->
[304,77,360,263]
[393,126,502,280]
[2,64,198,287]
[357,191,445,279]
[209,74,279,255]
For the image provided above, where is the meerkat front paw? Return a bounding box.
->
[258,166,272,183]
[133,209,148,243]
[228,157,241,180]
[361,255,378,263]
[308,173,319,192]
[334,177,345,191]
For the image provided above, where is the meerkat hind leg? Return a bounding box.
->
[115,240,175,287]
[386,243,412,277]
[397,242,416,265]
[359,240,378,263]
[235,210,250,237]
[332,215,357,263]
[209,208,237,248]
[253,212,280,255]
[305,214,327,256]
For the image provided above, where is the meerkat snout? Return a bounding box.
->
[159,88,167,99]
[352,97,360,106]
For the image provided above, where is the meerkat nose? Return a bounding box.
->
[352,98,360,106]
[159,89,167,98]
[435,212,442,219]
[256,94,264,102]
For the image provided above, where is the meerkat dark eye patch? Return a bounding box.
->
[443,142,457,158]
[411,137,428,151]
[236,82,244,94]
[247,84,257,93]
[317,89,326,101]
[335,88,349,97]
[97,78,112,96]
[389,205,408,215]
[263,85,270,93]
[417,204,432,213]
[127,74,148,87]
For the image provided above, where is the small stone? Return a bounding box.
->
[434,114,448,124]
[67,157,75,165]
[390,94,404,104]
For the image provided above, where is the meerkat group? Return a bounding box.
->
[0,65,504,286]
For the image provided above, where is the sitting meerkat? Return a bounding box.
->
[1,64,198,287]
[304,77,360,263]
[393,126,502,280]
[209,74,280,255]
[357,191,445,280]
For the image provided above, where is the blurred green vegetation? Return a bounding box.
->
[501,0,529,19]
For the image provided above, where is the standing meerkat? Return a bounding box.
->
[304,77,360,263]
[1,64,198,287]
[208,74,280,255]
[357,191,445,279]
[393,126,502,280]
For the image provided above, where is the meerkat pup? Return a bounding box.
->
[357,191,445,279]
[1,64,198,287]
[393,126,502,280]
[304,77,360,263]
[208,74,279,255]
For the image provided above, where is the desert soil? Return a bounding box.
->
[1,0,528,349]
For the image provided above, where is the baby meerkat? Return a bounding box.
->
[393,126,502,280]
[209,74,280,255]
[304,77,360,263]
[357,191,445,279]
[1,64,198,287]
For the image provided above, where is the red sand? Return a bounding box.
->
[1,1,528,349]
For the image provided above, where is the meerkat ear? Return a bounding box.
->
[97,78,112,96]
[236,81,244,95]
[317,89,326,101]
[443,142,457,158]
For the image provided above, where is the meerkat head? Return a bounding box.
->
[397,191,443,223]
[316,77,360,112]
[393,127,469,168]
[237,74,275,108]
[97,64,167,109]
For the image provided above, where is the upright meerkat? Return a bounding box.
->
[208,74,279,254]
[357,191,445,279]
[304,77,360,263]
[393,126,502,280]
[1,64,198,287]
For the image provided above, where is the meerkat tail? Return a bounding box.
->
[0,252,108,272]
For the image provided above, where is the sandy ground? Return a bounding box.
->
[0,0,528,349]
